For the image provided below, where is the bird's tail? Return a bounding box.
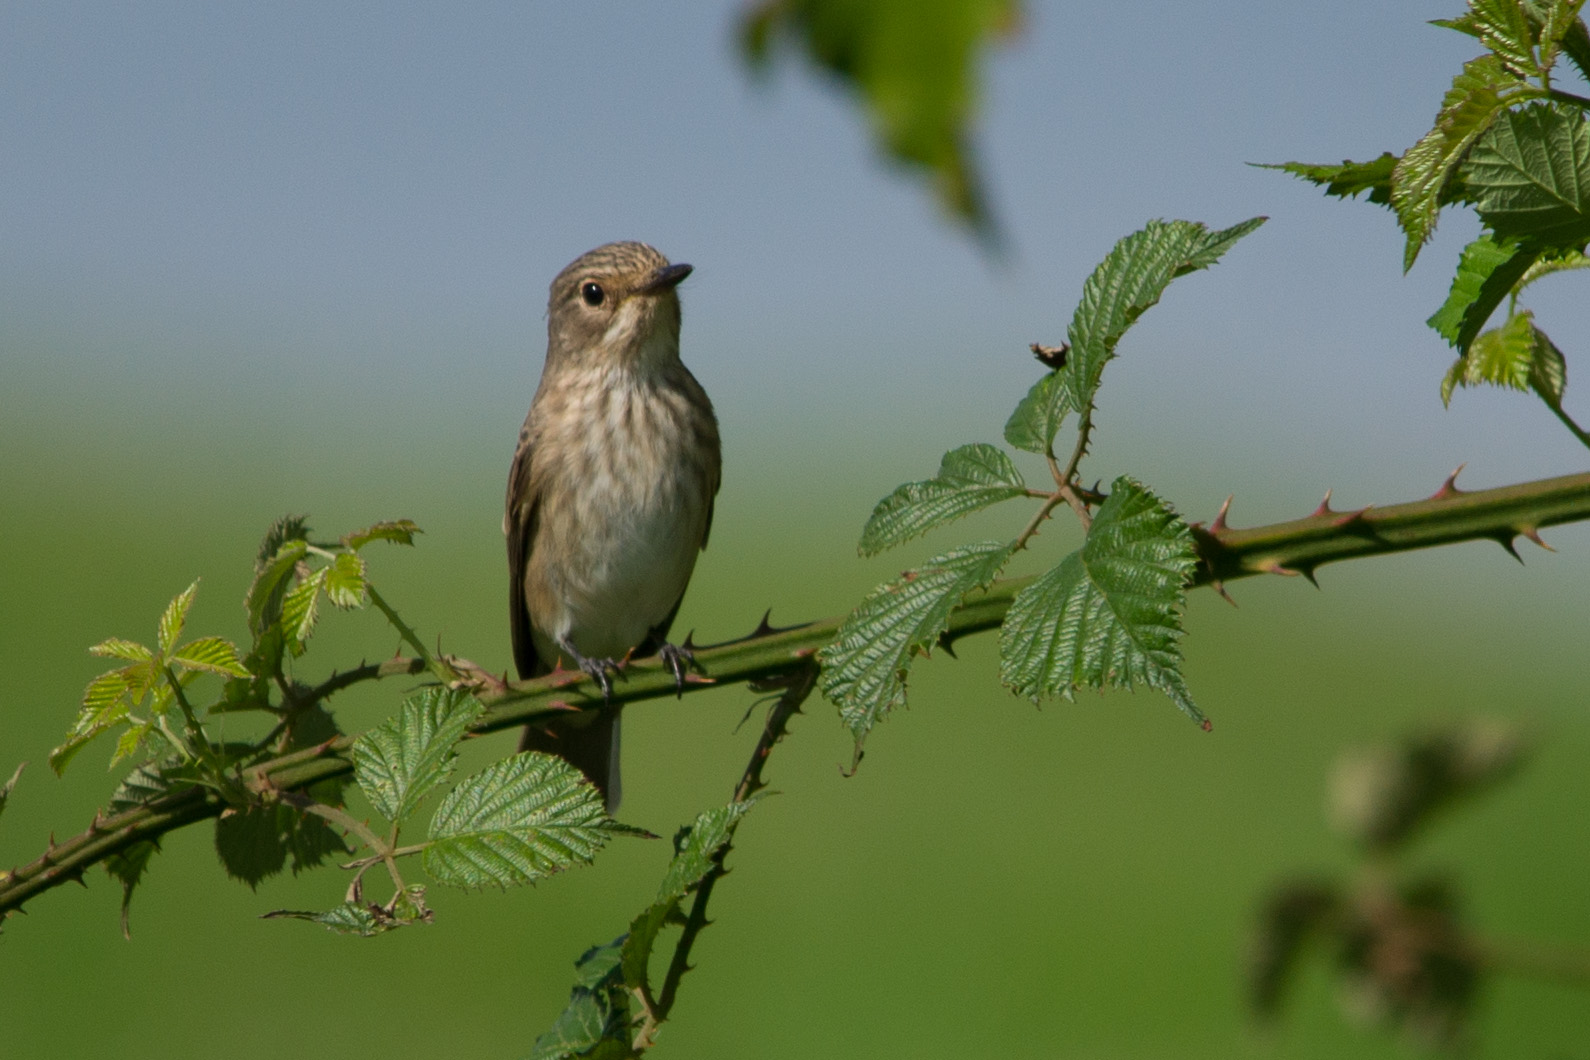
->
[519,710,621,812]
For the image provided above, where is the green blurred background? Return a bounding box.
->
[4,2,1589,1057]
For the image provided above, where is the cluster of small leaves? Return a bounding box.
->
[821,217,1262,759]
[271,688,644,936]
[1250,720,1528,1046]
[739,0,1020,233]
[1273,0,1590,421]
[530,801,754,1059]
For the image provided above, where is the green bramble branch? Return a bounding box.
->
[4,463,1588,922]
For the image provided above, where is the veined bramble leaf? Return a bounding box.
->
[157,581,198,657]
[1261,154,1399,206]
[423,752,633,889]
[1470,0,1545,77]
[324,551,368,609]
[89,637,152,662]
[999,477,1204,724]
[859,443,1027,555]
[247,539,308,637]
[1392,55,1541,270]
[1066,218,1264,417]
[821,541,1014,748]
[1441,308,1568,405]
[342,519,421,550]
[353,687,483,824]
[620,800,755,990]
[280,567,326,656]
[1004,370,1074,455]
[1465,102,1590,247]
[1427,233,1542,350]
[168,635,249,678]
[50,670,138,775]
[530,936,631,1060]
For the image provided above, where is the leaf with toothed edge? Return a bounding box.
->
[530,936,632,1060]
[620,800,755,990]
[1428,234,1542,351]
[1464,103,1590,247]
[353,687,483,824]
[1260,154,1400,206]
[342,519,421,550]
[859,443,1027,555]
[821,541,1015,750]
[1000,477,1205,724]
[423,752,639,890]
[1442,309,1568,407]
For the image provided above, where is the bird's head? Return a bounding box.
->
[545,241,692,371]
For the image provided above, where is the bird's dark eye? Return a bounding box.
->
[580,282,605,307]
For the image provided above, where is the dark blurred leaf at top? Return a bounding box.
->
[740,0,1021,234]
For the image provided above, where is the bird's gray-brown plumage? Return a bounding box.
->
[506,242,720,809]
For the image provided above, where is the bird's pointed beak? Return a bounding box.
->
[635,262,693,295]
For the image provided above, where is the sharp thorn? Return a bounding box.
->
[1331,505,1372,528]
[1200,718,1214,733]
[1212,581,1238,607]
[1497,535,1524,564]
[1432,464,1467,500]
[681,630,698,651]
[1519,526,1554,552]
[1211,495,1234,534]
[1300,567,1320,588]
[936,631,959,658]
[1310,489,1334,517]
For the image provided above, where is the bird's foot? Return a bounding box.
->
[557,638,622,701]
[658,642,696,697]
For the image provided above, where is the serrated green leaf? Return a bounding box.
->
[247,539,308,637]
[620,800,755,991]
[354,687,484,824]
[424,752,625,889]
[1442,309,1569,405]
[1427,233,1542,350]
[110,759,180,811]
[108,720,155,768]
[1393,55,1542,269]
[820,541,1014,745]
[1465,102,1590,246]
[739,0,1019,232]
[1065,217,1264,415]
[859,443,1027,556]
[89,637,152,662]
[280,567,326,656]
[254,514,311,571]
[157,581,199,657]
[1260,154,1400,205]
[999,477,1204,724]
[342,519,421,550]
[50,671,136,775]
[1471,0,1545,76]
[324,551,368,609]
[530,938,631,1060]
[1539,0,1590,68]
[1004,370,1073,455]
[169,635,250,678]
[215,802,347,888]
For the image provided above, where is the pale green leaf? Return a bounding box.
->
[158,581,199,657]
[1427,233,1542,350]
[424,752,625,889]
[50,671,134,774]
[280,567,326,655]
[168,636,250,678]
[1442,309,1569,406]
[820,541,1014,745]
[1465,102,1590,247]
[1392,55,1542,269]
[342,519,421,550]
[859,443,1027,555]
[999,477,1204,724]
[1539,0,1590,68]
[1065,217,1264,414]
[108,721,154,768]
[1516,246,1590,291]
[1470,0,1544,76]
[1004,370,1073,455]
[324,551,368,609]
[89,637,152,662]
[739,0,1020,231]
[353,687,484,824]
[246,539,308,636]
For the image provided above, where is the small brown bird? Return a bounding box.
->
[506,242,720,810]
